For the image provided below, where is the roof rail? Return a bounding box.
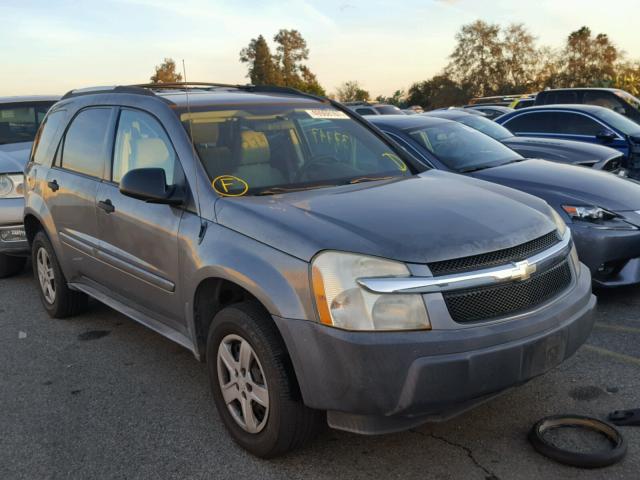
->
[61,85,155,100]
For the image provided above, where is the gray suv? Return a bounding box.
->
[24,83,596,457]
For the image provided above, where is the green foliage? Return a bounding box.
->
[335,81,370,102]
[375,90,406,107]
[150,58,183,84]
[239,29,325,95]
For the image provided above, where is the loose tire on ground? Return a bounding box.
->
[31,231,87,318]
[207,301,323,458]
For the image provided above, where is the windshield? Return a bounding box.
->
[0,102,54,145]
[408,122,523,172]
[180,104,413,196]
[455,115,514,141]
[595,108,640,136]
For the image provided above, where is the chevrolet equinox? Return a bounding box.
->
[23,83,596,457]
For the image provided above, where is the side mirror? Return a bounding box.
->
[596,130,617,143]
[119,168,183,205]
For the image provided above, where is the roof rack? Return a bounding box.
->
[62,82,329,103]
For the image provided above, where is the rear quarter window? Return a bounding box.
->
[31,110,66,165]
[60,108,113,178]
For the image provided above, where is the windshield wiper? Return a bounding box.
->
[457,165,493,173]
[255,184,335,196]
[348,176,395,184]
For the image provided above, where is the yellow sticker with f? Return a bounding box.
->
[212,175,249,196]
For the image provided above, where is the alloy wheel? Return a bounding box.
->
[36,247,56,304]
[217,333,269,434]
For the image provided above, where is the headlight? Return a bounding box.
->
[561,205,637,230]
[311,251,430,331]
[549,207,567,237]
[0,174,25,199]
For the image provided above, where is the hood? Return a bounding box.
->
[472,159,640,212]
[215,170,556,263]
[0,142,32,173]
[502,136,621,166]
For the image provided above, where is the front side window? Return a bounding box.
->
[180,104,413,196]
[61,108,113,178]
[112,109,176,184]
[503,112,555,134]
[32,110,66,165]
[408,122,523,172]
[583,91,624,111]
[556,113,601,136]
[355,108,376,116]
[0,102,55,145]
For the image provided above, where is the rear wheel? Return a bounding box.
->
[207,301,323,458]
[32,231,87,318]
[0,253,26,278]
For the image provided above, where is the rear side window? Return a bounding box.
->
[542,91,578,105]
[61,108,113,178]
[112,109,177,184]
[32,111,66,165]
[503,112,555,133]
[356,108,376,116]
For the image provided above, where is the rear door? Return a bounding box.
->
[45,107,116,282]
[95,107,186,328]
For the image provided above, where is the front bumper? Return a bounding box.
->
[571,222,640,287]
[0,198,28,255]
[274,262,595,434]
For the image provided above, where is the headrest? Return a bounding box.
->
[240,130,270,165]
[133,138,170,169]
[191,122,219,144]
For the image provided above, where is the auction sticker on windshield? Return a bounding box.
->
[305,109,349,119]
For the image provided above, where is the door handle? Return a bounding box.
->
[98,199,115,214]
[47,180,59,192]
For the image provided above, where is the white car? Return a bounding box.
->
[0,96,59,277]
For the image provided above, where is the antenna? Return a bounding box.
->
[182,59,207,243]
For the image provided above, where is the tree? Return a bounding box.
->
[407,75,470,109]
[559,27,620,87]
[239,35,282,85]
[273,29,309,87]
[239,29,326,94]
[446,20,504,97]
[335,81,370,102]
[501,24,540,93]
[150,58,183,83]
[375,89,406,107]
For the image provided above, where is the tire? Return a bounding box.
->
[207,301,323,458]
[0,253,26,278]
[32,231,88,318]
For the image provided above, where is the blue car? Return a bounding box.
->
[370,114,640,287]
[495,105,640,172]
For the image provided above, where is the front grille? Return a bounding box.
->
[443,259,572,323]
[428,230,560,276]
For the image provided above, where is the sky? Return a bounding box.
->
[2,0,639,97]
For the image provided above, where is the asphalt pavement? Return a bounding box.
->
[2,266,639,479]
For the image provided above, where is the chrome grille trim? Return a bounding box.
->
[357,229,571,294]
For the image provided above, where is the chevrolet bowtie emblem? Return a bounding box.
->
[511,260,536,281]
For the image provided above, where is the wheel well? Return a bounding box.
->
[193,278,264,358]
[23,215,43,246]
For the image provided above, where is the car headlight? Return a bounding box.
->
[561,205,637,230]
[549,208,567,237]
[0,173,25,199]
[311,251,430,331]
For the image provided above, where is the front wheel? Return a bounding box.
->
[207,302,323,458]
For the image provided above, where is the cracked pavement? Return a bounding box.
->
[2,267,640,479]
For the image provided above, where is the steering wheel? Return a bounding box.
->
[296,155,342,182]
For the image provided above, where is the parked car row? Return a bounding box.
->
[5,82,640,458]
